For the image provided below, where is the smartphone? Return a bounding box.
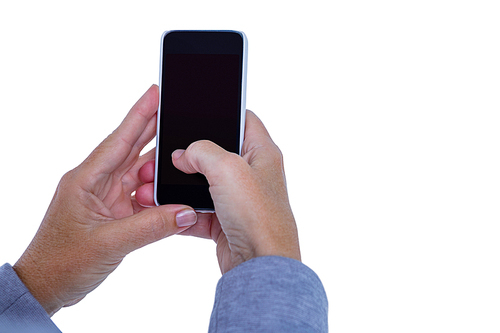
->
[154,30,248,212]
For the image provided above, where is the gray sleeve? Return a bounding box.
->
[209,256,328,333]
[0,263,61,333]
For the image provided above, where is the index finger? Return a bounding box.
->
[81,85,159,176]
[113,84,159,149]
[241,110,276,155]
[241,110,282,169]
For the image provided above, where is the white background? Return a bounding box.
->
[1,1,499,332]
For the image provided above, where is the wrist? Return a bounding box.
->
[231,237,301,269]
[253,244,302,263]
[250,223,302,263]
[13,255,63,317]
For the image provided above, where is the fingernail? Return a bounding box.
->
[172,149,185,161]
[176,209,197,227]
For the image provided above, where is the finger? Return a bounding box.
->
[241,110,276,155]
[81,85,159,176]
[122,148,156,195]
[112,85,159,153]
[171,111,273,179]
[178,213,216,239]
[138,159,155,184]
[135,182,155,207]
[241,111,284,171]
[131,195,149,213]
[114,113,157,177]
[101,205,197,254]
[172,141,247,184]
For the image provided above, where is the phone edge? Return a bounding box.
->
[154,30,172,207]
[154,30,248,210]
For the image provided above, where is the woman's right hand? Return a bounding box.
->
[137,110,301,274]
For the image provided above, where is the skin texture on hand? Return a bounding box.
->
[13,85,197,316]
[136,111,301,274]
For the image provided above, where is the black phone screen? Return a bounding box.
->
[156,31,245,209]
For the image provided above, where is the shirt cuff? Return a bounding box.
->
[0,263,61,333]
[209,256,328,332]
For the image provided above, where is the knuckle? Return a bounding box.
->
[58,169,78,193]
[220,152,245,170]
[60,169,75,184]
[272,144,284,163]
[146,210,173,241]
[59,167,90,195]
[264,144,285,170]
[186,139,214,155]
[218,153,250,182]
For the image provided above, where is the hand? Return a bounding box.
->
[13,85,198,316]
[136,111,301,274]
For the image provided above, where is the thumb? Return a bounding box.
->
[100,205,197,255]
